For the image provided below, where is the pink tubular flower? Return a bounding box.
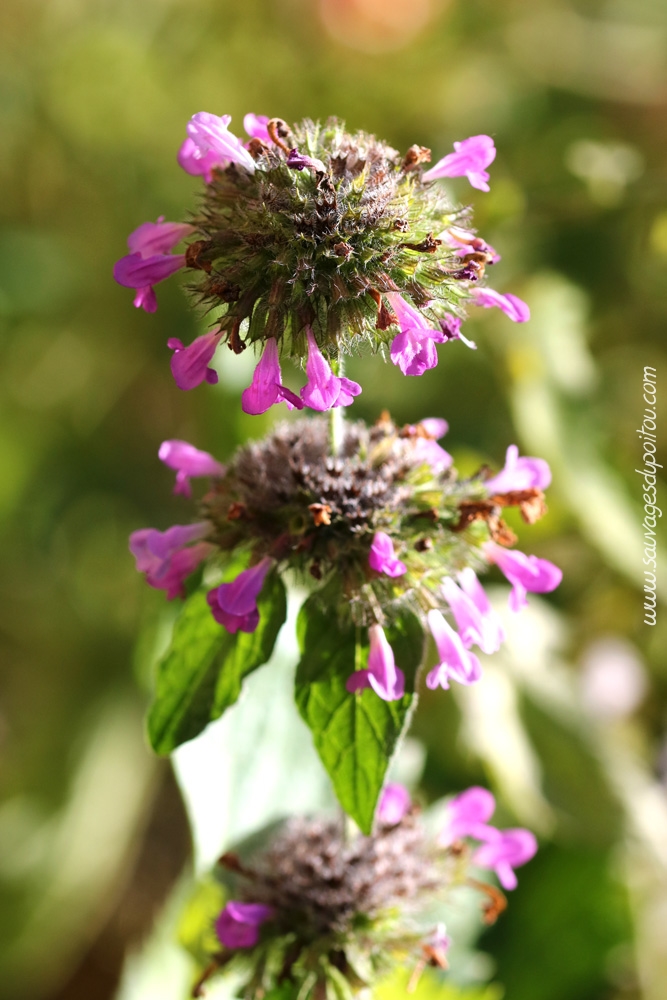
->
[440,786,497,846]
[444,225,501,263]
[242,339,304,415]
[206,557,273,634]
[215,901,274,950]
[177,136,227,183]
[378,783,411,825]
[485,541,563,612]
[483,444,551,494]
[473,827,538,890]
[410,417,453,473]
[428,923,451,958]
[346,624,405,702]
[186,112,256,174]
[458,568,505,648]
[169,328,224,390]
[386,293,445,376]
[425,610,482,690]
[300,330,361,411]
[286,148,327,173]
[368,532,407,578]
[422,135,496,191]
[441,573,504,655]
[243,113,271,143]
[158,440,226,498]
[471,287,530,323]
[129,522,213,600]
[114,217,192,313]
[440,314,477,350]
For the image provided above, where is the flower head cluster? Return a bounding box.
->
[114,114,529,413]
[187,784,535,1000]
[130,414,561,699]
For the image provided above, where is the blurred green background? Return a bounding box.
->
[1,1,666,999]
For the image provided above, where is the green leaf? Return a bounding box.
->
[295,598,423,834]
[147,570,287,754]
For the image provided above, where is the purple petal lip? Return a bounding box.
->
[472,828,538,890]
[215,901,273,949]
[243,113,271,143]
[425,610,482,690]
[242,338,305,415]
[378,783,411,825]
[368,532,407,578]
[169,329,223,391]
[386,292,445,377]
[440,785,496,845]
[113,252,186,288]
[207,557,273,634]
[441,575,503,655]
[129,523,213,600]
[300,330,361,411]
[485,542,562,612]
[346,624,405,701]
[422,135,496,190]
[484,444,551,493]
[286,148,327,173]
[177,137,227,182]
[127,219,194,256]
[158,439,226,497]
[186,112,256,174]
[472,287,530,323]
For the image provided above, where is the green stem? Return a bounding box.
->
[329,354,345,456]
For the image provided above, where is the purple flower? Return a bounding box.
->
[346,624,405,702]
[129,522,213,600]
[427,923,451,956]
[441,573,504,655]
[472,827,538,890]
[471,287,530,323]
[186,112,256,174]
[368,532,407,578]
[242,339,304,415]
[243,113,271,143]
[177,136,227,183]
[408,417,453,473]
[168,328,224,390]
[425,610,482,690]
[440,786,496,846]
[483,444,552,494]
[378,783,411,825]
[158,439,226,498]
[114,217,192,313]
[485,541,563,612]
[215,901,274,950]
[458,568,505,648]
[444,225,500,263]
[440,315,477,350]
[300,330,361,411]
[127,219,195,257]
[386,293,445,377]
[286,148,327,173]
[422,135,496,192]
[206,557,273,633]
[419,417,448,439]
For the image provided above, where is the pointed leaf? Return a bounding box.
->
[147,570,287,754]
[295,597,423,833]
